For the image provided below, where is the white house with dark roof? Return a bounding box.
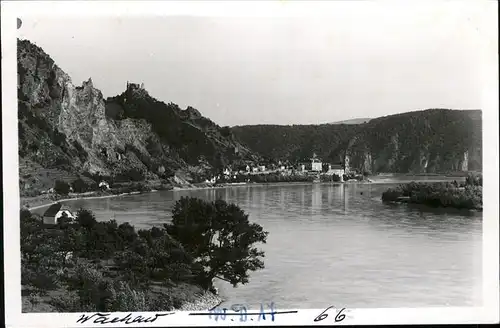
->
[327,164,345,180]
[99,181,110,190]
[310,153,323,172]
[43,203,75,225]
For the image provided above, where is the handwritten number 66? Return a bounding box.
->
[314,306,346,322]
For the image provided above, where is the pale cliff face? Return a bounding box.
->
[18,40,152,177]
[57,76,160,175]
[18,39,259,191]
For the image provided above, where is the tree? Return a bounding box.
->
[54,180,70,195]
[75,209,97,230]
[57,212,72,229]
[466,172,482,186]
[71,178,89,193]
[165,197,268,290]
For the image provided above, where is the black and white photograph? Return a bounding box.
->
[2,1,499,326]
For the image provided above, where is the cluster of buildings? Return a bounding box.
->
[212,153,347,181]
[302,154,346,176]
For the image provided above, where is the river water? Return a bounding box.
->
[34,177,482,309]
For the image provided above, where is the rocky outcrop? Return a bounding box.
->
[18,39,260,192]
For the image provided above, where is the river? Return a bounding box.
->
[32,177,482,309]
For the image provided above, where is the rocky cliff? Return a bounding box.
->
[232,109,482,174]
[18,39,259,194]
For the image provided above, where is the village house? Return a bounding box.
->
[43,203,75,225]
[99,181,110,190]
[205,176,217,184]
[327,164,345,180]
[311,155,322,172]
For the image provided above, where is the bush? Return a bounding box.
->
[57,214,73,229]
[381,181,482,210]
[22,189,41,197]
[320,174,341,182]
[115,168,146,182]
[106,280,149,312]
[21,219,68,292]
[64,262,112,311]
[240,173,313,184]
[54,180,70,195]
[381,188,403,202]
[466,173,482,187]
[71,178,90,193]
[75,209,97,230]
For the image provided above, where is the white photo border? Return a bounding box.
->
[2,1,499,327]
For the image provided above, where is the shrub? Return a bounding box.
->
[57,214,73,229]
[105,281,149,312]
[115,168,145,182]
[381,188,402,202]
[466,173,482,187]
[22,189,41,197]
[71,178,90,193]
[382,181,482,210]
[54,180,70,195]
[75,209,97,230]
[64,262,111,311]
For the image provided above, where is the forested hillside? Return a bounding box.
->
[232,109,482,174]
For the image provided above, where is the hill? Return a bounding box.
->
[18,39,260,195]
[232,109,482,174]
[329,118,371,125]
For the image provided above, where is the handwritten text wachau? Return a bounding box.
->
[76,312,173,325]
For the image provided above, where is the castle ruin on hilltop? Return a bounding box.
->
[124,81,148,101]
[126,81,144,90]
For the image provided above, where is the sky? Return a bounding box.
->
[17,2,497,126]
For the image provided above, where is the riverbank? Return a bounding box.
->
[22,181,172,210]
[24,180,373,210]
[23,176,460,211]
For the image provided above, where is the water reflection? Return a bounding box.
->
[39,181,482,308]
[312,184,321,213]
